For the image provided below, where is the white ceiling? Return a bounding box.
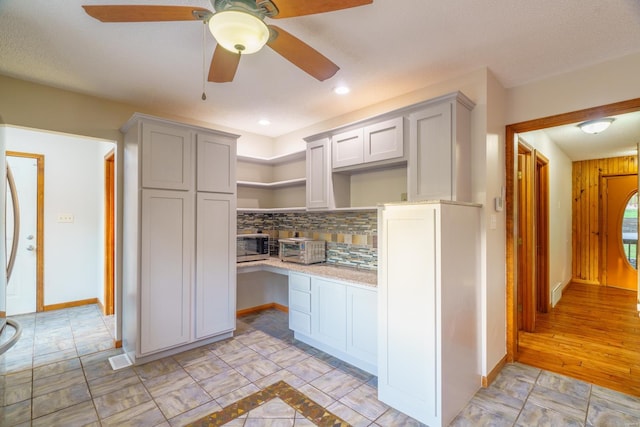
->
[1,0,640,146]
[528,111,640,162]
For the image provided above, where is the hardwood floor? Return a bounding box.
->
[517,281,640,397]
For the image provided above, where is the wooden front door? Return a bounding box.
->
[603,174,638,291]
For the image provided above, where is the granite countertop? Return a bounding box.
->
[237,257,377,287]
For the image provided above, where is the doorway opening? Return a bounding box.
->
[5,151,44,315]
[506,97,640,361]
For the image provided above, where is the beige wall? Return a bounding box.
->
[0,75,132,142]
[483,70,508,372]
[506,51,640,125]
[273,68,489,156]
[0,74,275,154]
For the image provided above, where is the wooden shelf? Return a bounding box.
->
[237,177,306,189]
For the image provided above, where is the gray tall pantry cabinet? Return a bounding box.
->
[121,113,238,364]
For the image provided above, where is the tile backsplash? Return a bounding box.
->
[237,210,377,270]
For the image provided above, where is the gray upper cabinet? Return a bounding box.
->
[306,138,332,209]
[332,117,405,170]
[197,132,236,194]
[408,92,474,202]
[141,121,193,191]
[304,91,474,210]
[363,117,405,164]
[332,129,363,168]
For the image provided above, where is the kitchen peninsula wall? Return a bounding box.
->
[238,210,377,270]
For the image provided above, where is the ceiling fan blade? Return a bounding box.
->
[82,5,211,22]
[209,45,241,83]
[267,25,338,81]
[268,0,372,19]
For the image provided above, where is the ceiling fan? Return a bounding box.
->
[82,0,372,83]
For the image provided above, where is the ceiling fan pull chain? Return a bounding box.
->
[201,21,207,101]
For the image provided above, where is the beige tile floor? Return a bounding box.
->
[1,305,640,426]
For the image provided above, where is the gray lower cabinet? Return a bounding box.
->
[312,277,347,350]
[289,272,312,335]
[288,272,377,374]
[346,286,377,365]
[139,189,193,355]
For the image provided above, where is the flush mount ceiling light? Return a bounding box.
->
[209,10,269,54]
[578,118,615,134]
[334,85,350,95]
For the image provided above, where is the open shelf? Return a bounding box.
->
[237,149,305,165]
[237,177,306,189]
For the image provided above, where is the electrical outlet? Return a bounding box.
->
[57,214,74,223]
[400,192,408,201]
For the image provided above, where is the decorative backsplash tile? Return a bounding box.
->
[238,210,378,270]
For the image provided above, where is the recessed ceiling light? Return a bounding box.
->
[334,85,350,95]
[258,119,270,126]
[578,118,614,134]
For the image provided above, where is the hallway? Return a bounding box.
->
[517,281,640,397]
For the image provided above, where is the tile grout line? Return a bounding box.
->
[584,383,593,426]
[511,367,543,426]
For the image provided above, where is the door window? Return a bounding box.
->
[622,192,638,269]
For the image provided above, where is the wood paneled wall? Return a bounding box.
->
[572,155,638,284]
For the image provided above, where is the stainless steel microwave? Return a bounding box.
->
[237,233,270,262]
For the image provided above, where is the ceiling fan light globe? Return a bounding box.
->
[209,10,269,55]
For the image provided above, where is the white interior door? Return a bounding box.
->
[6,156,37,315]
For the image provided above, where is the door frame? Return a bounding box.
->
[517,142,535,332]
[6,151,45,312]
[104,150,115,316]
[505,97,640,361]
[516,142,549,332]
[535,152,550,313]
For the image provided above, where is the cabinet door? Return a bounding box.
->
[332,129,363,168]
[197,133,236,194]
[346,287,377,366]
[364,117,404,163]
[140,189,193,355]
[408,102,453,201]
[312,277,346,351]
[142,122,193,190]
[378,203,438,425]
[195,192,236,339]
[306,138,331,209]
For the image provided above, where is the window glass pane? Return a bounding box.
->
[622,192,638,269]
